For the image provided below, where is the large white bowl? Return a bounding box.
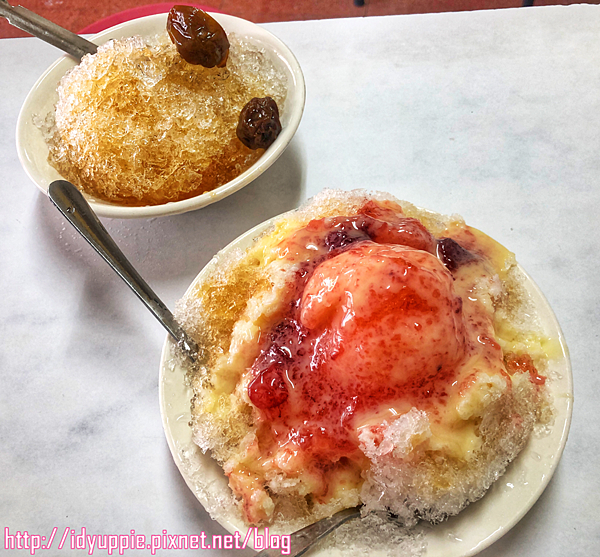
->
[16,13,305,219]
[159,209,573,556]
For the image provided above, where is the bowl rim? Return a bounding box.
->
[16,12,306,219]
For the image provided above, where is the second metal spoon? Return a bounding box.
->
[48,180,199,361]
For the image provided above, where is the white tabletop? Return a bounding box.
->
[1,5,599,556]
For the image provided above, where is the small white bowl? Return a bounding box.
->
[159,208,573,555]
[16,13,305,219]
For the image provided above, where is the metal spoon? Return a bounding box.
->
[255,506,362,557]
[48,179,361,555]
[0,0,96,59]
[48,180,199,361]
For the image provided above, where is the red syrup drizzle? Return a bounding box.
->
[247,205,471,465]
[505,353,546,385]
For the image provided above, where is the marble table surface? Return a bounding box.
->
[1,5,599,556]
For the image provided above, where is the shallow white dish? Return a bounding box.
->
[16,13,305,219]
[159,212,573,555]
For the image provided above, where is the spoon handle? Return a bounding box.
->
[255,506,362,557]
[48,180,199,359]
[0,0,97,59]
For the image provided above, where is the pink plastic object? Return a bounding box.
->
[79,3,222,34]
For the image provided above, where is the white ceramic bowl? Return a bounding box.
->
[16,13,305,219]
[159,209,573,556]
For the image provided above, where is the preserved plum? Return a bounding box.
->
[167,5,230,67]
[236,97,282,150]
